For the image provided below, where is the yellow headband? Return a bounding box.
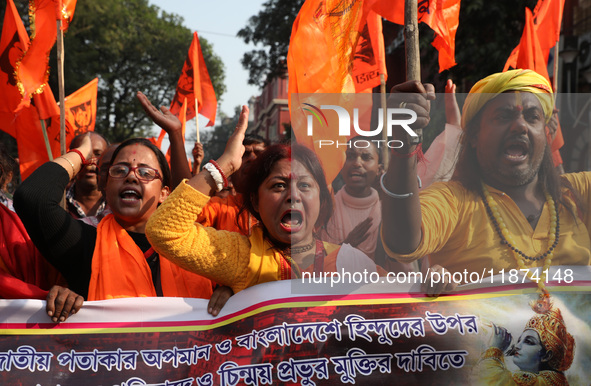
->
[461,69,554,130]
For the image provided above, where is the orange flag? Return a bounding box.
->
[0,0,58,130]
[352,11,386,92]
[0,0,30,137]
[503,2,564,167]
[56,0,78,31]
[533,0,565,58]
[510,9,550,81]
[170,32,217,127]
[47,78,98,150]
[288,0,366,184]
[505,0,565,75]
[366,0,461,72]
[288,0,364,96]
[12,106,54,180]
[15,0,59,111]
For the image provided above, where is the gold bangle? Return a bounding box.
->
[58,156,76,175]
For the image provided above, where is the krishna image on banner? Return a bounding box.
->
[468,293,587,386]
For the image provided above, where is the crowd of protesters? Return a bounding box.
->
[0,69,589,354]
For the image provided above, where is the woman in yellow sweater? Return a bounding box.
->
[146,106,378,295]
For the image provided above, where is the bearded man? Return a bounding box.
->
[380,69,591,283]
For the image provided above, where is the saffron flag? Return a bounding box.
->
[504,0,565,76]
[15,0,59,111]
[0,0,59,132]
[508,8,550,81]
[352,11,386,93]
[12,106,53,180]
[169,32,217,127]
[48,78,98,151]
[503,0,565,167]
[56,0,78,31]
[366,0,461,72]
[288,0,364,96]
[288,0,366,184]
[0,0,31,132]
[533,0,565,58]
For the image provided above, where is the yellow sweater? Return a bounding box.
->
[146,181,339,293]
[383,172,591,275]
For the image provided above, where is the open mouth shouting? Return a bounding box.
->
[280,209,303,233]
[502,138,530,163]
[120,186,142,204]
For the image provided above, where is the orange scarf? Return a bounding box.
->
[88,214,213,301]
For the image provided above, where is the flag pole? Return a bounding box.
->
[553,41,559,93]
[39,119,54,161]
[404,0,421,81]
[57,20,66,155]
[404,0,421,140]
[380,74,389,168]
[195,98,200,143]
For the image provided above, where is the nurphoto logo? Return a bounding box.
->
[304,103,419,149]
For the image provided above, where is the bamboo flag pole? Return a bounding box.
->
[404,0,420,81]
[376,13,389,167]
[404,0,422,145]
[380,75,389,167]
[195,98,200,143]
[40,120,53,161]
[553,42,560,93]
[57,20,66,155]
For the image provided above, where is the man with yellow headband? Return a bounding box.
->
[380,69,591,286]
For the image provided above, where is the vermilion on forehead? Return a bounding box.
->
[113,144,161,171]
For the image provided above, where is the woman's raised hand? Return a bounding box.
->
[137,91,182,136]
[216,105,250,176]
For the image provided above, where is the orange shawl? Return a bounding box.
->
[88,214,213,301]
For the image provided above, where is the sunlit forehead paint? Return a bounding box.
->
[515,91,523,112]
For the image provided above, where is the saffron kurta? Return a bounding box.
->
[382,172,591,276]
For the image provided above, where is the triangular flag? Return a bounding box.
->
[0,0,32,128]
[169,32,217,127]
[352,11,386,92]
[366,0,461,72]
[15,0,59,111]
[288,0,366,184]
[504,0,565,76]
[48,78,98,151]
[0,0,58,134]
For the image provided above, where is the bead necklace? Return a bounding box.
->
[481,182,560,295]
